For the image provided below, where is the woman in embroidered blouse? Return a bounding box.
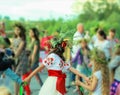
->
[24,37,88,95]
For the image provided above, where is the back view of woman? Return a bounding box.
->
[28,28,43,86]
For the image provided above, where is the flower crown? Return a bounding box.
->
[90,48,107,64]
[50,37,67,49]
[114,43,120,49]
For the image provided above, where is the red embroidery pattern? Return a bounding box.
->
[59,60,64,68]
[44,57,54,66]
[59,60,70,68]
[64,63,69,66]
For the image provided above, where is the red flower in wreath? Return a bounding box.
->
[61,41,67,48]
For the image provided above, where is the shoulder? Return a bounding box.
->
[103,40,111,47]
[115,56,120,60]
[94,39,99,45]
[47,53,56,58]
[94,71,102,78]
[104,40,110,44]
[111,56,120,63]
[108,56,120,69]
[47,53,60,60]
[73,31,81,36]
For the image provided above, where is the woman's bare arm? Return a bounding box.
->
[68,67,88,81]
[76,75,98,92]
[24,64,45,83]
[31,44,38,65]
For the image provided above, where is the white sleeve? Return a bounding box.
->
[106,41,111,49]
[108,56,120,70]
[63,61,71,70]
[42,54,54,68]
[94,71,101,79]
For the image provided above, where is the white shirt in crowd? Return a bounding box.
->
[107,37,118,50]
[92,70,102,95]
[108,56,120,81]
[94,40,111,60]
[72,31,84,58]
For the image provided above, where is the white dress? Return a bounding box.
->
[39,53,70,95]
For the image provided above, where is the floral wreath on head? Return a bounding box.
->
[114,43,120,49]
[50,37,67,49]
[113,43,120,55]
[50,28,73,49]
[76,38,89,45]
[90,48,108,64]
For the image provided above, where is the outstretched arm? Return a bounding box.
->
[24,64,45,83]
[76,75,98,92]
[68,67,88,81]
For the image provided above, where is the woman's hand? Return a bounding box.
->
[75,79,81,86]
[23,77,31,84]
[84,77,89,82]
[85,77,93,86]
[88,63,92,68]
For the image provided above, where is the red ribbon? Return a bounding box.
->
[48,70,66,95]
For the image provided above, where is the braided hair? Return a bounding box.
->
[91,48,109,95]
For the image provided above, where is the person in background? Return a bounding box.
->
[0,22,6,37]
[84,31,90,40]
[107,28,119,50]
[40,30,53,64]
[72,23,85,58]
[91,27,99,44]
[72,38,91,94]
[94,29,111,61]
[108,44,120,95]
[40,30,53,53]
[10,23,30,95]
[90,27,99,50]
[63,39,71,89]
[0,37,22,85]
[71,23,85,83]
[76,48,110,95]
[0,23,31,95]
[28,28,43,87]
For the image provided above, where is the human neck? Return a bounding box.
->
[99,38,105,42]
[109,36,114,40]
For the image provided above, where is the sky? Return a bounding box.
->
[0,0,79,20]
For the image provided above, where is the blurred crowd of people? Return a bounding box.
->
[0,21,120,95]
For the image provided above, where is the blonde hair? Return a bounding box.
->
[114,44,120,55]
[0,86,11,95]
[91,49,109,95]
[79,38,88,43]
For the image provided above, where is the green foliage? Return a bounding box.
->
[90,48,108,64]
[0,0,120,43]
